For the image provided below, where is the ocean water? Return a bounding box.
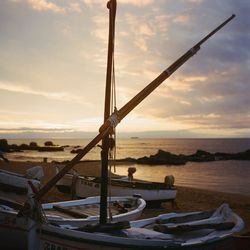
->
[4,138,250,196]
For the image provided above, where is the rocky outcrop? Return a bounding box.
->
[44,141,54,146]
[136,149,250,165]
[0,139,64,152]
[71,149,82,154]
[187,150,215,162]
[137,150,187,165]
[0,139,9,152]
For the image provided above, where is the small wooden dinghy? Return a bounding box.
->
[42,196,146,226]
[0,195,145,227]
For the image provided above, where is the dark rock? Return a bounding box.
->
[135,148,250,166]
[234,149,250,160]
[44,141,54,146]
[137,150,187,165]
[71,149,82,154]
[188,150,215,162]
[0,139,9,152]
[38,146,64,152]
[119,157,136,162]
[19,144,30,150]
[29,142,38,147]
[214,152,234,160]
[5,141,64,152]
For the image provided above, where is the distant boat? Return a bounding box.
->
[130,136,139,139]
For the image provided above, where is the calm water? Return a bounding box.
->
[4,138,250,196]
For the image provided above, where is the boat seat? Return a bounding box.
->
[53,205,88,218]
[154,221,235,234]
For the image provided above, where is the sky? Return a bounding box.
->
[0,0,249,139]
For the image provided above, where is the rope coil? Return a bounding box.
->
[108,112,119,128]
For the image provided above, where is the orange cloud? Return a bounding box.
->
[174,15,191,24]
[27,0,65,13]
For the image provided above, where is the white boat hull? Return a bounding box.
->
[57,174,177,205]
[38,204,244,250]
[0,199,244,250]
[42,196,146,227]
[0,208,38,249]
[0,168,41,195]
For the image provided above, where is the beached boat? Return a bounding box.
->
[42,196,146,226]
[0,1,241,249]
[38,203,244,250]
[0,198,243,249]
[56,168,176,207]
[0,195,145,248]
[0,166,43,195]
[0,195,145,227]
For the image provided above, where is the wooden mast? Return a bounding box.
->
[100,0,116,225]
[28,14,235,205]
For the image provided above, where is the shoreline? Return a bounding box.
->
[0,160,250,232]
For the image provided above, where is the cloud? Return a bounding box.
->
[68,2,82,13]
[1,0,249,138]
[0,81,87,104]
[82,0,154,7]
[119,0,154,6]
[123,13,156,51]
[27,0,65,13]
[91,15,109,44]
[187,0,204,4]
[9,0,84,13]
[174,112,250,130]
[174,15,191,24]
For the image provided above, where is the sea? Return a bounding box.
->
[4,138,250,197]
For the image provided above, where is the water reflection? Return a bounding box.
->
[114,160,250,196]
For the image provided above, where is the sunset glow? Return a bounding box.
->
[0,0,249,138]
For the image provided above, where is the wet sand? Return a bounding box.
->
[0,160,250,233]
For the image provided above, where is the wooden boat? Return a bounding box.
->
[0,166,43,195]
[56,168,177,207]
[2,199,243,249]
[37,203,244,250]
[0,195,145,227]
[1,201,244,249]
[0,195,145,249]
[42,196,146,226]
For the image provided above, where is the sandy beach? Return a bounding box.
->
[1,160,250,233]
